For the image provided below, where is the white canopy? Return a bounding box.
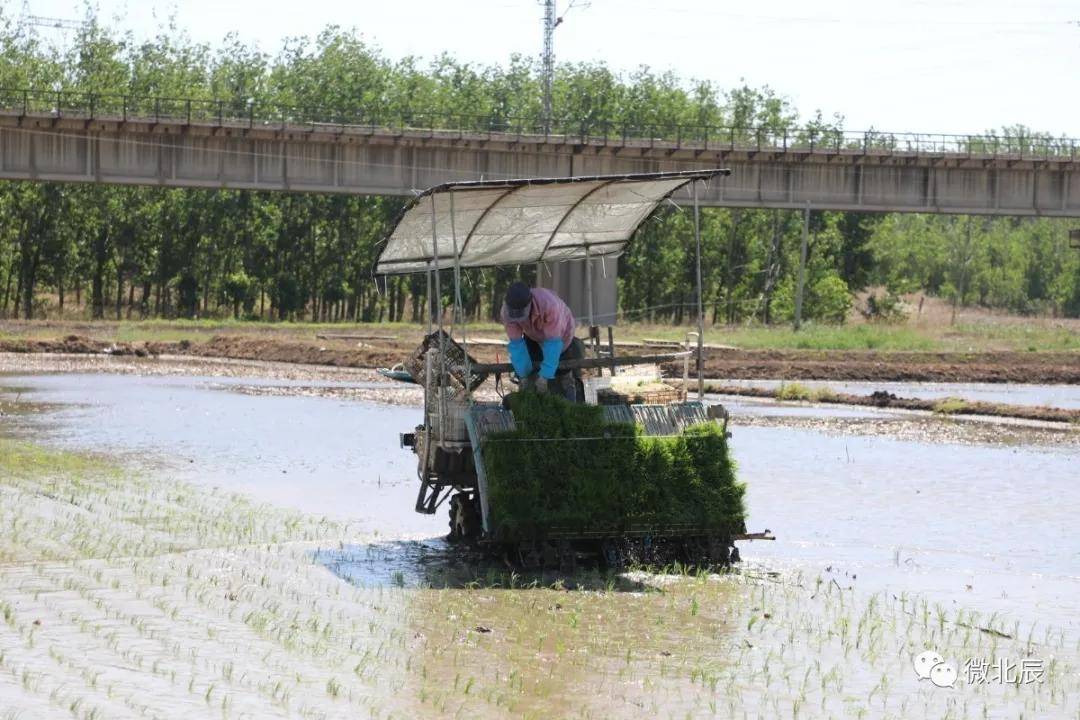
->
[375,170,730,275]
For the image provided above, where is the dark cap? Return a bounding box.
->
[504,281,532,321]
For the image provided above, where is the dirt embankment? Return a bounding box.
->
[157,334,414,369]
[0,335,156,356]
[0,334,421,368]
[664,348,1080,384]
[700,383,1080,425]
[3,333,1079,385]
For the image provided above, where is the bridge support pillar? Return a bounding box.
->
[794,203,810,331]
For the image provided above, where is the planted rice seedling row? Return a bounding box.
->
[2,438,1078,718]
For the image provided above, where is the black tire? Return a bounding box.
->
[448,492,480,542]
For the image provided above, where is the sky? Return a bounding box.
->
[6,0,1080,136]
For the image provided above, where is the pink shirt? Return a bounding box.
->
[501,287,576,351]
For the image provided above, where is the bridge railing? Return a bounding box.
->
[1,88,1076,161]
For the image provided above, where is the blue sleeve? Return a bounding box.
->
[507,338,533,378]
[539,338,563,380]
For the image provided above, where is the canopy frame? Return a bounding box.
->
[375,168,731,275]
[382,168,730,443]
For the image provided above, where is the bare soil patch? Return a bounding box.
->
[3,331,1079,385]
[700,382,1080,425]
[666,348,1080,384]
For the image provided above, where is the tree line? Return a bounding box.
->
[1,10,1078,324]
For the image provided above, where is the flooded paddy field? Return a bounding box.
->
[1,354,1079,719]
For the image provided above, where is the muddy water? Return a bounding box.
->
[735,424,1079,637]
[5,364,1080,717]
[0,372,439,537]
[3,368,1079,641]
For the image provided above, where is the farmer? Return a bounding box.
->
[501,281,585,402]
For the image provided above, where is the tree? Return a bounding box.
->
[1,15,1077,324]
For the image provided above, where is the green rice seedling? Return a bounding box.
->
[776,382,815,401]
[483,392,744,541]
[933,397,970,415]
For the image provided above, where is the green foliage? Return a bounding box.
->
[863,291,909,324]
[932,397,970,415]
[223,271,251,302]
[776,383,814,401]
[0,11,1078,324]
[0,438,117,478]
[271,272,303,319]
[868,214,1080,317]
[176,273,199,318]
[483,393,744,541]
[810,275,853,324]
[708,324,942,351]
[769,272,852,325]
[775,383,838,403]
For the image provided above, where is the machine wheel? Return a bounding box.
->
[448,493,480,542]
[557,540,577,575]
[516,541,544,569]
[707,537,730,566]
[599,540,622,570]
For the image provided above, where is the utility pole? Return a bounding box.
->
[540,0,588,135]
[541,0,557,134]
[20,13,82,30]
[19,1,83,31]
[19,1,84,56]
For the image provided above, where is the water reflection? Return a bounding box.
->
[314,539,651,592]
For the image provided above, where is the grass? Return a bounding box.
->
[776,382,840,403]
[4,311,1080,353]
[933,397,972,415]
[656,323,943,351]
[0,439,114,477]
[0,317,449,345]
[712,321,1080,353]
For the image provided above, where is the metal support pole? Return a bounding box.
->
[448,192,461,327]
[607,326,616,377]
[425,270,433,335]
[430,194,446,446]
[541,0,556,135]
[420,350,433,483]
[584,248,594,325]
[449,191,472,403]
[693,181,705,400]
[794,203,810,331]
[584,246,598,357]
[683,332,696,401]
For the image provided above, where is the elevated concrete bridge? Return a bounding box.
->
[1,94,1078,217]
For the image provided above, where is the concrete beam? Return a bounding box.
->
[1,112,1078,217]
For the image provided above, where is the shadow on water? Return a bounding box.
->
[313,538,653,592]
